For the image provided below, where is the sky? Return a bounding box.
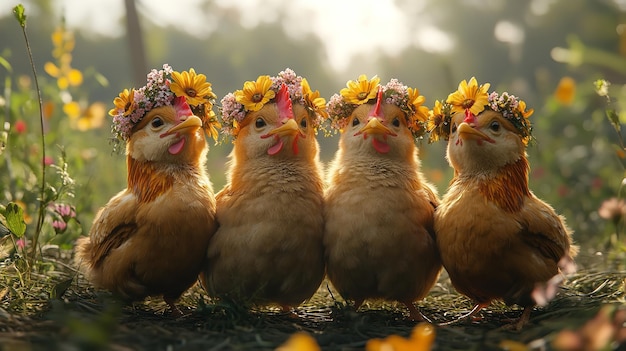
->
[0,0,455,72]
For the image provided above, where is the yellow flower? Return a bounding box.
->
[170,68,216,106]
[427,100,443,131]
[446,77,490,116]
[44,58,83,90]
[407,87,429,122]
[426,100,451,143]
[276,332,320,351]
[366,323,436,351]
[203,106,221,143]
[302,78,328,119]
[65,101,106,131]
[109,88,135,117]
[79,102,106,131]
[51,26,75,59]
[340,74,380,105]
[235,75,276,112]
[554,76,576,105]
[518,100,534,118]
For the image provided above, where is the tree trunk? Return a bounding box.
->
[124,0,147,86]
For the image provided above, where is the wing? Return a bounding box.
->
[87,190,139,267]
[519,195,575,263]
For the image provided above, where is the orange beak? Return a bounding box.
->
[458,122,495,143]
[263,118,301,138]
[163,115,203,136]
[355,117,397,137]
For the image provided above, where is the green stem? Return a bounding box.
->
[17,13,46,268]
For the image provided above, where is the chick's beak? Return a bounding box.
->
[262,118,301,138]
[457,122,495,143]
[163,115,203,136]
[355,117,397,137]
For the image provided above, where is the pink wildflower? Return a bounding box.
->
[52,220,67,234]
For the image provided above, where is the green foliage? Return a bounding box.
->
[12,5,25,28]
[3,202,26,238]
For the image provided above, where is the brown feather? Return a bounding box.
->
[127,157,174,203]
[89,223,136,267]
[477,156,531,213]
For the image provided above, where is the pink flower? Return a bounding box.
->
[598,197,626,223]
[44,156,54,166]
[16,238,26,250]
[53,203,76,220]
[52,220,67,234]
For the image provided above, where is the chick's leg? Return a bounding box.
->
[514,306,533,330]
[163,296,183,318]
[404,301,426,322]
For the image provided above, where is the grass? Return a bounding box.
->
[0,250,625,351]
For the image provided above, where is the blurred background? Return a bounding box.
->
[0,0,625,260]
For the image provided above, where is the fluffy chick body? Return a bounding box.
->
[435,110,577,325]
[324,103,441,318]
[75,104,217,311]
[201,103,325,308]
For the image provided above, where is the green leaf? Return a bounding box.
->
[606,109,620,132]
[12,5,26,27]
[5,203,26,238]
[0,56,12,73]
[50,277,73,299]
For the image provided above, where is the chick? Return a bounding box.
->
[75,65,218,314]
[324,76,441,320]
[430,77,577,328]
[200,69,327,310]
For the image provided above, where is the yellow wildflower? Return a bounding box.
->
[203,106,221,143]
[170,68,216,106]
[65,101,106,131]
[275,332,320,351]
[407,87,429,122]
[446,77,490,116]
[518,100,534,118]
[302,78,328,119]
[235,75,275,112]
[554,76,576,106]
[340,74,380,105]
[109,88,135,117]
[366,323,436,351]
[44,58,83,90]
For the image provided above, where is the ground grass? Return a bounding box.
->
[0,251,625,351]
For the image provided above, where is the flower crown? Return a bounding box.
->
[219,68,328,138]
[427,77,534,144]
[326,75,430,140]
[108,64,219,146]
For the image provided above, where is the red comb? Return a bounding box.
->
[173,96,193,121]
[371,86,383,117]
[463,109,476,124]
[276,84,293,121]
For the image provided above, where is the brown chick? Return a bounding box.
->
[324,78,441,320]
[75,94,217,315]
[200,70,326,310]
[433,79,577,328]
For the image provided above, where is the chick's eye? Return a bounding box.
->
[451,123,457,133]
[352,117,360,127]
[392,118,400,127]
[255,118,266,128]
[300,118,307,128]
[489,121,500,132]
[151,117,164,129]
